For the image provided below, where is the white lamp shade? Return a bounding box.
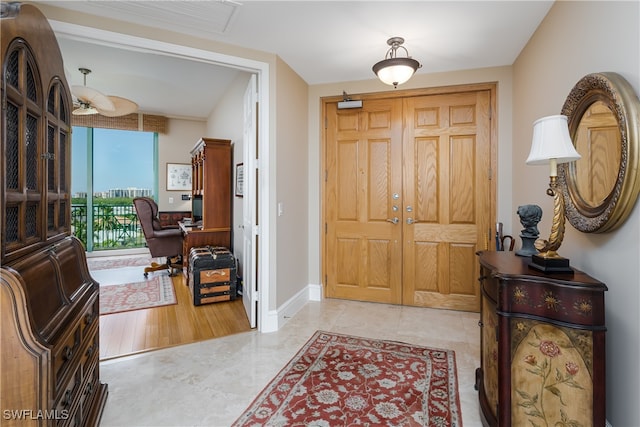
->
[373,58,420,87]
[526,115,581,165]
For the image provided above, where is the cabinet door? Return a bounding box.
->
[45,83,72,241]
[2,47,44,262]
[200,140,232,230]
[2,38,71,264]
[510,320,594,426]
[480,295,499,419]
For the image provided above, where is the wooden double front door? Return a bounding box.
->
[323,86,494,312]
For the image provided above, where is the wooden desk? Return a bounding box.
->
[179,222,231,274]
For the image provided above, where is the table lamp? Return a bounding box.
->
[525,115,581,273]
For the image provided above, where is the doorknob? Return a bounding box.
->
[406,218,420,225]
[386,217,400,224]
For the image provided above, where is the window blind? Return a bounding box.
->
[71,113,168,134]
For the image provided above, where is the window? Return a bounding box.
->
[71,127,157,251]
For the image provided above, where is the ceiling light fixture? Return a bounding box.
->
[72,102,99,115]
[372,37,421,88]
[71,67,138,117]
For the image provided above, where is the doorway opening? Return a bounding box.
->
[50,20,272,332]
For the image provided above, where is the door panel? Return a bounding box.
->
[402,91,491,311]
[326,98,403,303]
[412,137,439,222]
[450,135,476,223]
[242,75,257,328]
[336,140,358,220]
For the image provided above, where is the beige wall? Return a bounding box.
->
[275,56,310,306]
[513,1,640,424]
[157,118,206,211]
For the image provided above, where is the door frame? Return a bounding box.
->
[321,83,498,303]
[50,20,274,332]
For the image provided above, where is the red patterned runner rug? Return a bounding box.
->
[233,331,462,427]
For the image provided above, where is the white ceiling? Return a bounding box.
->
[40,1,554,120]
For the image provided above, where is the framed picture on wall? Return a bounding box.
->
[236,163,244,197]
[166,163,192,191]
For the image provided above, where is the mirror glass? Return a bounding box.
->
[573,101,621,207]
[560,72,640,233]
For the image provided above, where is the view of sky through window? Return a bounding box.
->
[72,127,155,195]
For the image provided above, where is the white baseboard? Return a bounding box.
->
[308,282,323,301]
[276,286,311,328]
[261,283,323,332]
[261,309,279,333]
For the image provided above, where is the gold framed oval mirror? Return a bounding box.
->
[559,72,640,233]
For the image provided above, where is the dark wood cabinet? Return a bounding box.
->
[1,237,107,427]
[1,4,107,426]
[189,137,232,244]
[476,251,606,427]
[182,138,232,272]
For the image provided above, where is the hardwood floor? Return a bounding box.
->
[99,272,252,360]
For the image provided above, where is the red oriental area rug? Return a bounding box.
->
[99,273,177,315]
[233,331,462,427]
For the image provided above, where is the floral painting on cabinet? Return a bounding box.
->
[511,321,592,426]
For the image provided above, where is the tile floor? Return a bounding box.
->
[99,299,482,426]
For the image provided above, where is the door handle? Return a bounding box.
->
[406,218,420,225]
[386,217,399,224]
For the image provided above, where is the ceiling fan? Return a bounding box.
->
[71,68,138,117]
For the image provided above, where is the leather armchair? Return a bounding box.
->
[133,197,183,276]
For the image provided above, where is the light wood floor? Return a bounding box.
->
[99,272,252,360]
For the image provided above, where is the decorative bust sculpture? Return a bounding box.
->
[515,204,542,257]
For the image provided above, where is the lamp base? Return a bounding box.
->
[528,254,574,274]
